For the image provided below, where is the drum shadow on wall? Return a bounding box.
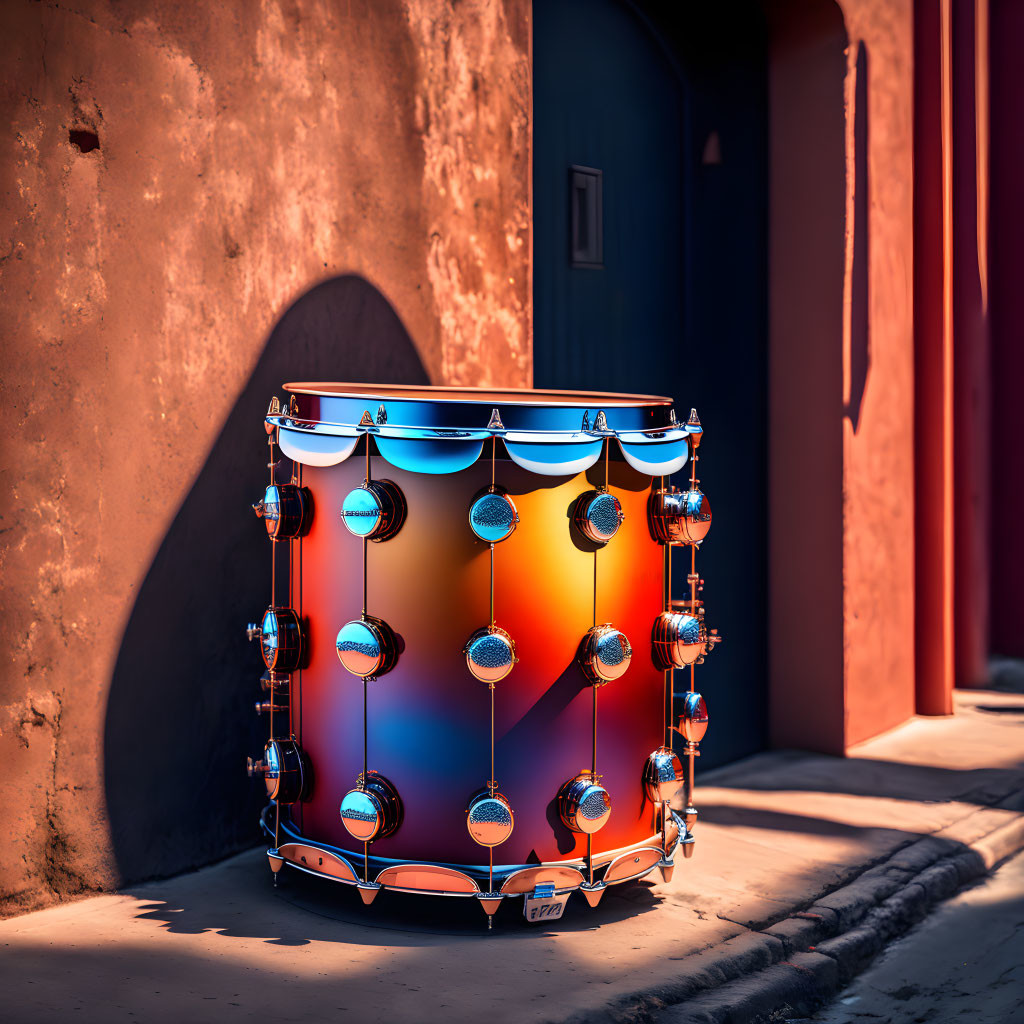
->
[104,275,430,885]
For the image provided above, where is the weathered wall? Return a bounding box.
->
[836,0,917,746]
[768,0,917,752]
[0,0,530,916]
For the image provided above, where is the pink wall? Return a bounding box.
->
[767,0,847,754]
[768,0,917,753]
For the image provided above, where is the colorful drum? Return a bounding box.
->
[247,385,718,925]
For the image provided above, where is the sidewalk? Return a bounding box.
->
[1,684,1021,1024]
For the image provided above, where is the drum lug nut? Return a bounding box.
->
[254,701,287,717]
[247,757,268,777]
[246,623,262,641]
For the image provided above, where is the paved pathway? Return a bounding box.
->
[798,847,1024,1024]
[1,685,1021,1023]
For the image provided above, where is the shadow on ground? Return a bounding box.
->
[127,849,661,944]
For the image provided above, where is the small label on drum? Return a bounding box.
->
[523,891,569,923]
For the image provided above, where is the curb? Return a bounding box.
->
[566,793,1024,1024]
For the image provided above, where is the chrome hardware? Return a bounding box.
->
[593,410,608,432]
[464,626,517,683]
[686,407,703,448]
[253,483,311,540]
[642,746,684,804]
[706,628,722,655]
[254,700,287,717]
[340,479,405,542]
[335,616,398,679]
[376,404,387,425]
[677,691,709,744]
[356,882,381,905]
[578,624,632,685]
[477,892,504,926]
[580,880,607,908]
[339,770,403,842]
[466,788,515,847]
[468,488,519,543]
[265,396,281,435]
[652,610,706,669]
[573,489,624,544]
[248,738,309,804]
[647,486,712,546]
[260,670,289,693]
[254,606,304,672]
[558,771,612,834]
[487,408,504,430]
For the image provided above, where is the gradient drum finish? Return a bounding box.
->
[248,385,715,924]
[298,453,659,866]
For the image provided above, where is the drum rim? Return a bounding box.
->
[283,382,673,407]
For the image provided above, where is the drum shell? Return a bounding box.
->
[289,454,663,866]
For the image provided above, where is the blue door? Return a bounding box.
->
[533,0,768,768]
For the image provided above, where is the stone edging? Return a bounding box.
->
[564,793,1024,1024]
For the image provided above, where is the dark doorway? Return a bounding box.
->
[533,0,769,767]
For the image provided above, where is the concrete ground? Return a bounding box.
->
[1,684,1022,1024]
[796,847,1024,1024]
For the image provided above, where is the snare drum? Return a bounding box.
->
[247,385,717,923]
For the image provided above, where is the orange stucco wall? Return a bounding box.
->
[768,0,917,753]
[0,0,531,917]
[838,0,917,746]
